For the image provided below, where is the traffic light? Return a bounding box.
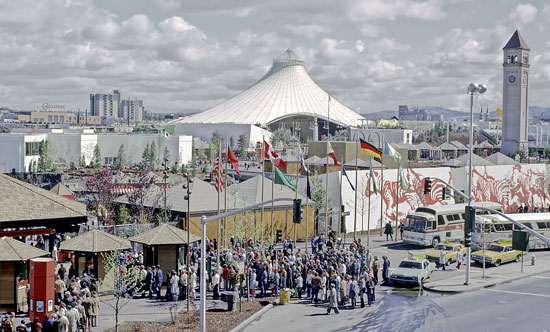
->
[464,206,475,247]
[442,187,450,200]
[424,177,432,195]
[275,228,282,243]
[292,198,303,224]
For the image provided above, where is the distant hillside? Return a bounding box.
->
[361,106,468,121]
[362,105,550,121]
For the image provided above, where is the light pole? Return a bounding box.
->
[465,82,487,285]
[183,173,193,312]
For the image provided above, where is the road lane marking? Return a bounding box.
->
[483,289,550,298]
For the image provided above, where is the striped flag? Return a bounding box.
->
[369,166,377,195]
[384,139,401,163]
[342,165,355,191]
[360,138,382,160]
[214,157,223,192]
[326,141,339,166]
[399,162,409,190]
[306,170,312,199]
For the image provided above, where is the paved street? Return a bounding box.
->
[237,272,550,332]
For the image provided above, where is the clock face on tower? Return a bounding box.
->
[508,75,516,83]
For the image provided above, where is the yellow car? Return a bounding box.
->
[471,240,526,267]
[425,242,467,266]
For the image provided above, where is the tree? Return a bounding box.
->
[127,171,162,224]
[99,250,140,332]
[37,140,52,172]
[141,143,150,169]
[237,134,249,158]
[69,162,77,171]
[116,205,131,225]
[79,155,87,168]
[544,145,550,159]
[92,144,103,169]
[113,145,126,170]
[310,170,334,233]
[230,136,235,150]
[272,128,292,148]
[86,169,116,225]
[149,141,158,170]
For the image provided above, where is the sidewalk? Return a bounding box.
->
[423,253,550,293]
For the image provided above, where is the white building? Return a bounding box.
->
[0,129,193,173]
[350,128,413,145]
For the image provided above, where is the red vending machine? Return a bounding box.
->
[29,258,55,322]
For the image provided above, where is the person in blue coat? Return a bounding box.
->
[156,265,163,299]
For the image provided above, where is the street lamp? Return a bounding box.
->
[465,82,487,285]
[183,173,193,313]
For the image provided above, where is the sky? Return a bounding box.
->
[1,0,550,115]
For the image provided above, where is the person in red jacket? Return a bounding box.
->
[222,265,229,291]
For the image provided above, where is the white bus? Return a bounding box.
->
[473,213,550,250]
[402,202,502,247]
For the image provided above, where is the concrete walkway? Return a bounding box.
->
[423,253,550,293]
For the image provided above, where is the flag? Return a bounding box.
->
[326,141,339,166]
[306,170,312,199]
[342,165,355,191]
[227,143,241,177]
[274,166,296,191]
[399,163,409,190]
[384,139,401,163]
[214,157,223,193]
[360,138,382,160]
[369,166,377,195]
[298,142,308,173]
[264,140,287,169]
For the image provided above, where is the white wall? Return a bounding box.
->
[350,128,413,144]
[0,135,24,172]
[175,123,270,145]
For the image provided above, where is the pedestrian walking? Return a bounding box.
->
[326,284,339,315]
[384,222,393,241]
[439,248,447,270]
[349,277,358,309]
[382,256,390,285]
[170,270,179,301]
[456,250,463,270]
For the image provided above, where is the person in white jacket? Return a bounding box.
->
[170,270,179,301]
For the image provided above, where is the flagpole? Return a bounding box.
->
[367,158,372,246]
[325,94,330,238]
[395,164,399,242]
[305,161,310,254]
[294,132,300,250]
[339,164,343,247]
[224,136,228,248]
[380,135,384,237]
[217,138,221,273]
[271,163,275,242]
[261,137,265,241]
[354,138,358,241]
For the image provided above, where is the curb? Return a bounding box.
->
[423,268,550,294]
[229,298,279,332]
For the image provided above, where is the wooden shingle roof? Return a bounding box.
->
[0,174,86,223]
[59,229,131,253]
[0,236,49,261]
[129,224,200,246]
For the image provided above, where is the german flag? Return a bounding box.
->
[360,138,382,159]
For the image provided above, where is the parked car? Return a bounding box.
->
[425,242,467,266]
[390,258,436,287]
[471,239,526,267]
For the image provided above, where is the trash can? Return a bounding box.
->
[279,288,290,305]
[225,292,237,311]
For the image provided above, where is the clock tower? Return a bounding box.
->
[501,30,530,156]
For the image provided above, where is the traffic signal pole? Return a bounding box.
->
[199,198,294,332]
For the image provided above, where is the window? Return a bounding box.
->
[537,222,549,229]
[446,215,454,222]
[503,223,513,231]
[48,115,52,122]
[453,214,461,221]
[426,220,433,230]
[494,224,506,232]
[461,213,465,220]
[522,223,532,229]
[438,216,445,226]
[24,142,40,156]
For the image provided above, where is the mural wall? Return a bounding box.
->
[298,164,550,234]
